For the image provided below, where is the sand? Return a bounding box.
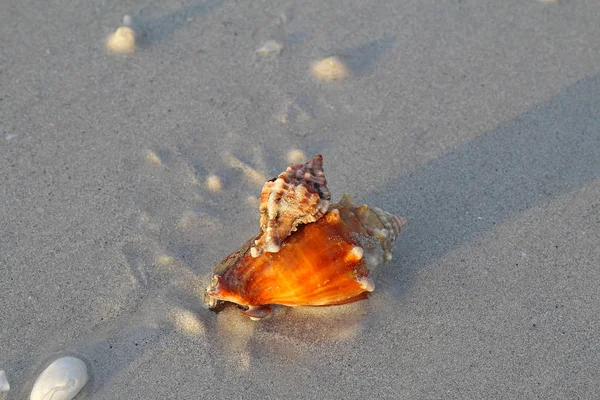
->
[1,0,600,398]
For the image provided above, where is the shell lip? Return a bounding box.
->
[205,275,227,310]
[204,292,225,311]
[242,305,273,320]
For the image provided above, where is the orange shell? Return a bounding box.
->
[205,196,407,318]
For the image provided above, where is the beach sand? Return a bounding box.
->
[1,0,600,398]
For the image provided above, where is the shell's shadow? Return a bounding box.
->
[339,36,395,74]
[128,0,224,46]
[366,72,600,300]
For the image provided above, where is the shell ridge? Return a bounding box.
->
[251,154,331,257]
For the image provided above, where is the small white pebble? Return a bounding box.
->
[311,56,349,81]
[521,252,527,258]
[5,134,17,141]
[206,175,222,192]
[256,40,282,56]
[145,150,162,166]
[105,26,136,54]
[123,14,133,26]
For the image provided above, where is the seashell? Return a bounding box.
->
[105,25,136,54]
[0,369,9,392]
[311,56,349,81]
[250,154,331,258]
[30,356,88,400]
[206,194,407,319]
[256,40,283,56]
[206,174,222,192]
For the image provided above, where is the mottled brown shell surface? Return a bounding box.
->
[250,154,331,257]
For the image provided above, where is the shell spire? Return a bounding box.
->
[338,194,407,262]
[250,154,331,257]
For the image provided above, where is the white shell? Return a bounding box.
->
[256,40,282,55]
[0,369,9,392]
[30,356,88,400]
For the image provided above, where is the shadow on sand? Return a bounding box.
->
[15,74,598,395]
[199,72,600,353]
[364,72,600,299]
[129,0,224,45]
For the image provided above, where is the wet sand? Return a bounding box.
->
[1,0,600,398]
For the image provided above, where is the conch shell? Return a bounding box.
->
[205,153,407,320]
[251,154,331,257]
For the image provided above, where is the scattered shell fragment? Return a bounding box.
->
[251,154,331,257]
[0,370,9,392]
[145,150,162,166]
[30,356,88,400]
[206,175,222,192]
[256,40,283,56]
[311,56,349,81]
[105,25,136,54]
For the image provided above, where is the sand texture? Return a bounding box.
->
[1,0,600,398]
